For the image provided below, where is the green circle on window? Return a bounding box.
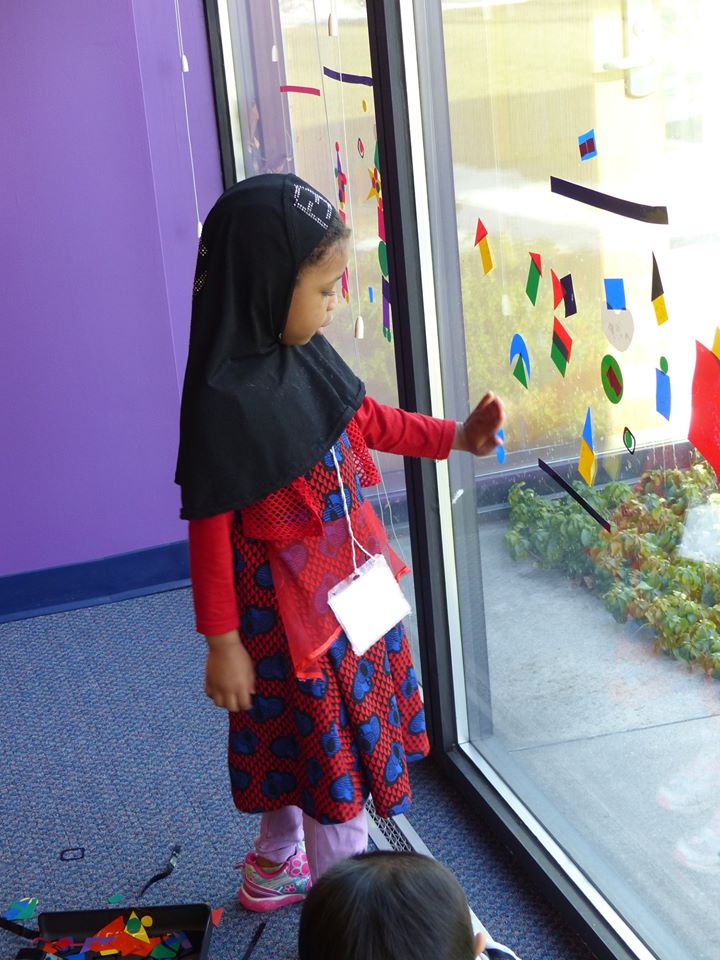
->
[601,354,624,404]
[378,240,389,279]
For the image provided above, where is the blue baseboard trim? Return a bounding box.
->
[0,540,190,623]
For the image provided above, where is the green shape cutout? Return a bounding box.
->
[106,894,123,905]
[660,355,669,374]
[550,342,567,377]
[126,917,141,934]
[512,356,528,388]
[601,354,624,404]
[378,240,388,278]
[526,263,540,305]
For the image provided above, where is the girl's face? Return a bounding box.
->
[282,241,349,346]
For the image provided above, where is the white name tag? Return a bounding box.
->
[327,554,411,656]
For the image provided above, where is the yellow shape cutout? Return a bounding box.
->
[604,453,622,480]
[479,237,493,274]
[141,916,153,927]
[100,951,119,956]
[712,327,720,362]
[578,438,596,486]
[652,293,668,325]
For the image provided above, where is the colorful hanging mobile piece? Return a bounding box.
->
[525,252,542,304]
[550,316,573,377]
[368,142,391,341]
[689,331,720,479]
[578,128,597,161]
[651,253,668,325]
[656,356,671,420]
[578,408,596,486]
[333,142,349,303]
[475,219,493,274]
[509,333,531,388]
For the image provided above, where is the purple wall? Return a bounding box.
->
[0,1,223,577]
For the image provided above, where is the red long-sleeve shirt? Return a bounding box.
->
[188,395,456,635]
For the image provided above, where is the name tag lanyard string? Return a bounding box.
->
[331,446,373,575]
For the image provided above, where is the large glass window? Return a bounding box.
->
[420,1,720,957]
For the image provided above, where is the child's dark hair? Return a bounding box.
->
[299,213,352,272]
[298,851,477,960]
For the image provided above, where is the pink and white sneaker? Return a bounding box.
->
[237,844,311,911]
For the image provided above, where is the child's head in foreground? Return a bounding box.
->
[298,851,487,960]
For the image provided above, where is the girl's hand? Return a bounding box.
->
[204,630,256,711]
[454,392,505,456]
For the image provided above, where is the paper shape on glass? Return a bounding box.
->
[509,333,531,388]
[551,316,573,376]
[495,428,506,464]
[712,327,720,363]
[368,286,374,303]
[651,253,668,325]
[475,218,493,274]
[526,252,542,304]
[560,273,577,316]
[601,354,624,404]
[578,408,596,485]
[604,278,626,311]
[551,269,564,309]
[578,128,597,160]
[656,357,671,420]
[601,305,634,352]
[211,907,224,927]
[689,340,720,479]
[623,427,636,454]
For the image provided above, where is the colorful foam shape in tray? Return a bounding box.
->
[604,278,626,311]
[689,340,720,479]
[4,898,38,921]
[525,252,542,304]
[560,273,577,316]
[550,316,573,376]
[578,128,597,160]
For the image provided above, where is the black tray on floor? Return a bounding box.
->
[36,904,213,960]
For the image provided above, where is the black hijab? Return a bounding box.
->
[175,174,365,520]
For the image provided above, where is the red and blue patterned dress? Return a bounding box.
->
[188,396,455,823]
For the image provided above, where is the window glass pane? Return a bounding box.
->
[215,0,421,673]
[434,0,720,955]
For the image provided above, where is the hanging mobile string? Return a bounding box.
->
[172,0,203,238]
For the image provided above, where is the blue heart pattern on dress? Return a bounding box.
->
[400,665,418,699]
[330,773,355,803]
[385,624,403,652]
[328,634,348,670]
[256,653,289,680]
[251,695,285,723]
[387,696,401,728]
[352,660,374,702]
[261,770,297,798]
[306,758,324,786]
[357,714,381,754]
[408,708,426,734]
[322,487,353,523]
[299,671,328,699]
[385,742,405,784]
[240,605,276,638]
[254,562,273,589]
[230,767,251,791]
[294,709,314,736]
[321,722,341,756]
[230,729,258,755]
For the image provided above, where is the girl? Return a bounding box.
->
[175,173,504,911]
[298,851,520,960]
